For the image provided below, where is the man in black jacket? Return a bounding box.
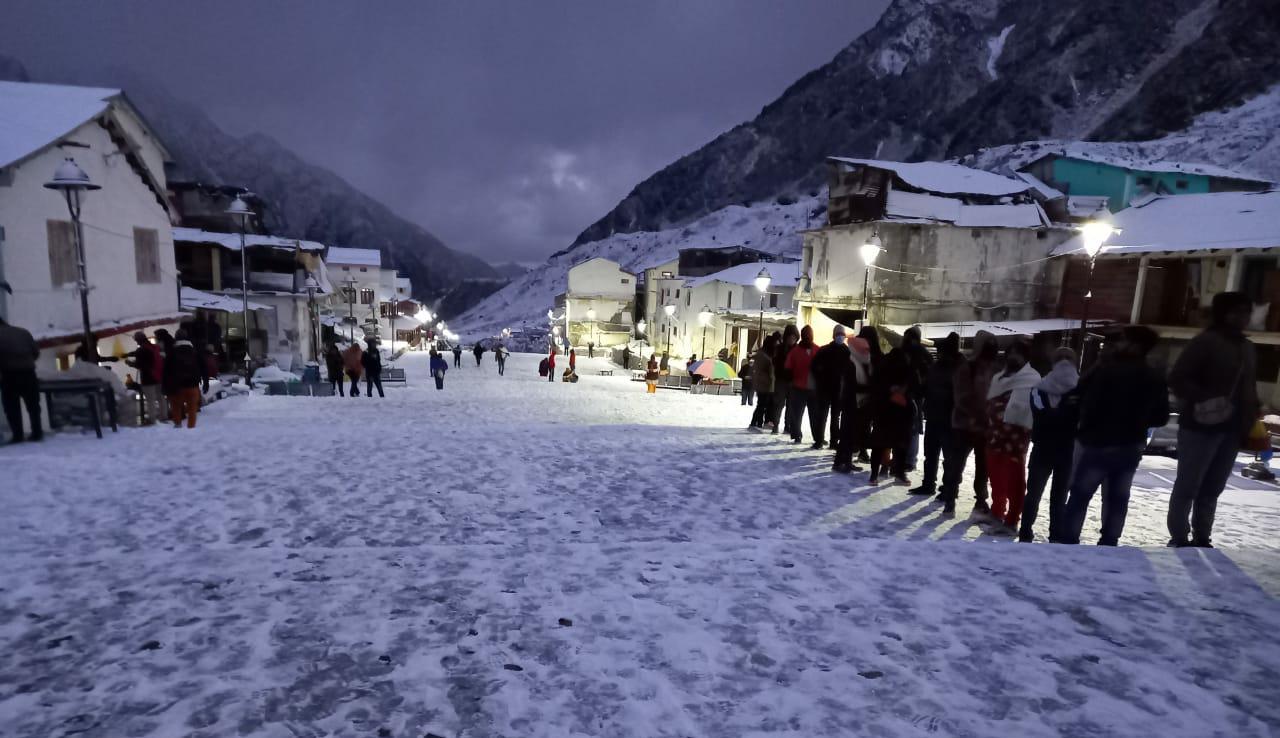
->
[1060,326,1169,546]
[911,332,960,496]
[1019,346,1081,542]
[808,324,849,450]
[362,341,385,398]
[0,317,42,443]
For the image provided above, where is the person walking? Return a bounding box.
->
[452,345,463,368]
[569,348,577,374]
[739,354,754,407]
[164,329,204,429]
[343,342,364,396]
[362,341,385,398]
[833,336,874,473]
[622,346,632,371]
[429,349,448,390]
[547,346,557,383]
[772,326,799,435]
[749,338,775,429]
[870,338,916,485]
[940,330,999,516]
[1167,292,1260,548]
[645,353,660,394]
[911,332,962,497]
[126,331,165,425]
[983,340,1041,534]
[495,344,507,375]
[1020,346,1082,542]
[588,342,595,359]
[0,317,42,444]
[809,325,849,450]
[783,325,817,444]
[324,342,345,396]
[659,351,670,374]
[473,343,484,367]
[1060,327,1168,546]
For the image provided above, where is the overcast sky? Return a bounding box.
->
[2,1,888,265]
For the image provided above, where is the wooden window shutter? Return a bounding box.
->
[133,227,161,283]
[46,219,77,286]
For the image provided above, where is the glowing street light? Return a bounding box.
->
[859,233,883,328]
[662,303,675,356]
[754,267,771,349]
[1076,207,1118,363]
[698,305,713,358]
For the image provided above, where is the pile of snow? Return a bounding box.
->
[454,195,822,340]
[250,365,299,384]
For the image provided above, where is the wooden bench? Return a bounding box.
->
[598,369,614,376]
[383,367,407,386]
[39,378,119,439]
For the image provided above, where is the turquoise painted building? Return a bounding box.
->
[1019,150,1271,212]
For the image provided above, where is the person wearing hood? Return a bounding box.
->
[911,332,962,497]
[645,353,660,394]
[1167,292,1260,548]
[1060,326,1169,546]
[164,329,204,428]
[870,336,917,485]
[429,349,449,390]
[750,336,776,429]
[983,340,1041,533]
[772,326,799,435]
[941,329,999,516]
[361,340,385,398]
[473,343,485,366]
[808,324,850,450]
[1019,346,1081,542]
[833,336,874,473]
[324,342,346,396]
[547,346,557,382]
[783,325,817,444]
[452,344,463,368]
[343,342,364,396]
[739,354,754,407]
[901,326,933,470]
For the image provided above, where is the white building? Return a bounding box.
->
[324,246,384,341]
[658,261,801,361]
[797,157,1073,340]
[555,257,635,348]
[0,81,184,371]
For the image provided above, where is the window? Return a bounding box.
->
[661,271,674,278]
[769,293,779,309]
[46,219,76,286]
[685,291,691,307]
[620,278,629,285]
[133,227,161,283]
[359,267,368,272]
[675,289,680,299]
[360,288,375,305]
[1175,180,1188,190]
[727,292,732,309]
[342,266,350,271]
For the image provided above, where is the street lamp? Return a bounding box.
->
[1077,207,1117,363]
[44,158,100,358]
[226,193,256,378]
[698,305,713,358]
[342,275,359,342]
[304,275,320,363]
[662,303,675,356]
[859,233,883,328]
[636,318,647,360]
[389,296,399,355]
[586,307,597,349]
[754,267,771,351]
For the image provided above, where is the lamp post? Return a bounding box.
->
[662,303,675,356]
[226,194,256,378]
[389,296,399,354]
[1076,207,1116,365]
[304,275,319,363]
[698,305,712,358]
[415,308,432,349]
[341,275,359,342]
[636,318,647,360]
[44,158,100,358]
[859,234,883,328]
[586,307,597,350]
[754,267,771,351]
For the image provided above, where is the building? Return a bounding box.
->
[554,257,635,348]
[677,245,781,277]
[1052,189,1280,406]
[796,157,1074,340]
[173,227,329,369]
[324,246,385,341]
[0,81,185,371]
[1017,146,1272,215]
[376,269,419,348]
[658,261,801,361]
[636,255,679,327]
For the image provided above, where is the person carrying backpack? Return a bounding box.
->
[1019,347,1080,542]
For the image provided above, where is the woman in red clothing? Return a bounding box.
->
[547,346,557,383]
[983,340,1042,534]
[783,325,817,444]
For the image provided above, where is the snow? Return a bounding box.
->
[885,188,1047,227]
[1,350,1277,737]
[1052,189,1280,257]
[884,318,1109,341]
[830,157,1032,197]
[683,260,801,289]
[984,24,1015,81]
[173,227,326,253]
[1065,194,1110,218]
[0,81,120,169]
[455,195,820,339]
[179,286,271,313]
[1013,170,1064,201]
[325,245,383,268]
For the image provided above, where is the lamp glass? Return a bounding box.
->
[663,304,675,317]
[754,268,771,293]
[859,239,882,267]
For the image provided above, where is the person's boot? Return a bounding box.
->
[942,498,956,516]
[810,441,825,450]
[1191,538,1214,549]
[1166,538,1192,548]
[908,484,934,496]
[1017,529,1034,543]
[972,499,991,517]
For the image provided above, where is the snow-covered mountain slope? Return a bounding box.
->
[454,196,822,339]
[960,84,1280,183]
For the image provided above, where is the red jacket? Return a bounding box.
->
[784,343,817,390]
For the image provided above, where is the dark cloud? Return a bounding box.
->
[2,0,887,263]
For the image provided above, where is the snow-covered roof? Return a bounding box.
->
[684,260,801,289]
[1066,195,1110,218]
[173,227,326,253]
[885,189,1048,228]
[1052,190,1280,257]
[325,246,382,267]
[1023,145,1270,183]
[1013,171,1064,201]
[180,287,271,313]
[0,81,120,169]
[885,319,1110,342]
[829,157,1031,197]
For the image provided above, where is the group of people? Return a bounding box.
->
[323,340,386,397]
[541,346,580,383]
[741,291,1263,548]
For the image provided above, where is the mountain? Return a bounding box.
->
[491,262,531,280]
[569,0,1280,250]
[0,58,496,300]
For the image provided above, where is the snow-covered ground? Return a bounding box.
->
[1,351,1278,737]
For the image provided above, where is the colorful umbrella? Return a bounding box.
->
[689,359,737,379]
